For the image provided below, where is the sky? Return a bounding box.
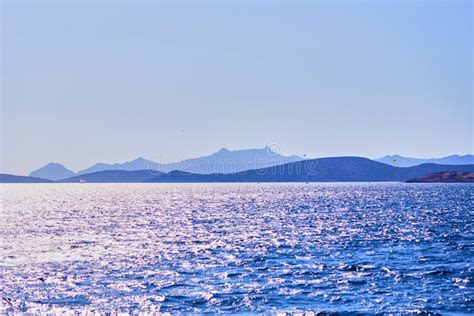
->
[1,0,472,175]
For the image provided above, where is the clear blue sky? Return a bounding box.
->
[1,0,472,175]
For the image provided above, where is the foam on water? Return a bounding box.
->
[0,183,472,313]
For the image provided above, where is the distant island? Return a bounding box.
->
[29,147,304,181]
[2,156,474,183]
[0,174,53,183]
[375,154,473,167]
[407,172,474,183]
[2,148,474,183]
[25,148,474,181]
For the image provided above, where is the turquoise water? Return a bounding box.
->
[0,183,472,313]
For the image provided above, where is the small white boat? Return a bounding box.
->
[79,177,86,183]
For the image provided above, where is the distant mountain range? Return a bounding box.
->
[142,158,474,183]
[7,157,466,183]
[77,147,303,175]
[29,147,304,180]
[17,149,474,182]
[375,154,473,167]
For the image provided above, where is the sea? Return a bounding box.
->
[0,183,472,313]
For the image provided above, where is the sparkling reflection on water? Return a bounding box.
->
[0,183,473,313]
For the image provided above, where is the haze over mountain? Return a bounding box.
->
[25,149,474,181]
[77,158,154,175]
[55,157,474,183]
[29,163,76,181]
[77,147,304,175]
[144,158,474,183]
[375,154,474,168]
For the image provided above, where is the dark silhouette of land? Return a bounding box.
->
[0,174,53,183]
[4,157,474,183]
[59,170,161,183]
[43,157,474,183]
[25,149,474,181]
[407,172,474,183]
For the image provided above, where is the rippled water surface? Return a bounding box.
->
[0,183,473,313]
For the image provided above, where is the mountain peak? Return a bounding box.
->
[45,162,65,167]
[380,154,403,159]
[131,157,148,163]
[29,162,76,181]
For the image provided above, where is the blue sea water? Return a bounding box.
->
[0,183,472,313]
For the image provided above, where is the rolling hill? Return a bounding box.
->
[376,154,473,167]
[0,174,53,183]
[59,170,160,183]
[52,157,474,183]
[12,157,474,183]
[146,157,474,183]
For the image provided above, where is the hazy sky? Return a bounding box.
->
[1,0,472,175]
